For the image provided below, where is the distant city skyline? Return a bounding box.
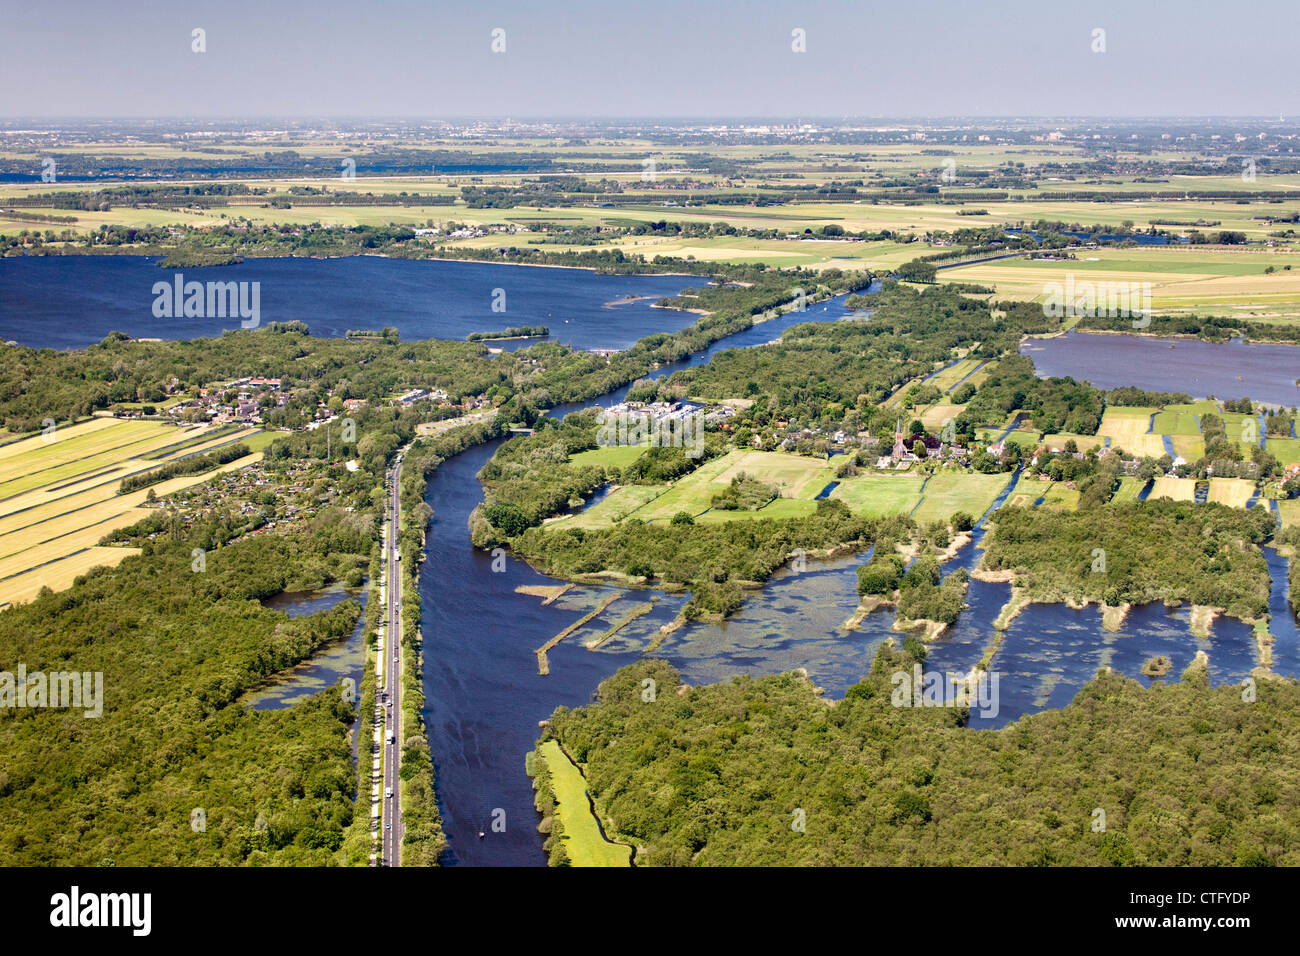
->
[2,0,1297,119]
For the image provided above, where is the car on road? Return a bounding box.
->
[385,787,393,799]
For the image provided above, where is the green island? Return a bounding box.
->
[466,325,549,342]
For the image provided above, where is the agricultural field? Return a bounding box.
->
[568,443,647,470]
[1278,498,1300,529]
[1097,407,1167,458]
[635,450,834,523]
[1169,436,1206,461]
[1041,433,1104,452]
[559,450,836,528]
[940,246,1300,321]
[0,417,263,608]
[829,472,926,517]
[1037,483,1081,511]
[918,401,966,431]
[710,450,838,499]
[926,357,984,393]
[910,470,1013,524]
[1151,400,1218,437]
[1111,476,1150,503]
[1207,477,1256,508]
[1149,476,1198,502]
[1267,438,1300,466]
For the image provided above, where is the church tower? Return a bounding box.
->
[892,416,908,459]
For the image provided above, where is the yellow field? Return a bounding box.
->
[1149,476,1197,502]
[1279,498,1300,529]
[942,247,1300,320]
[1097,408,1167,458]
[1207,478,1255,508]
[0,419,262,608]
[0,546,141,609]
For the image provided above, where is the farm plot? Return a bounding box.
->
[1207,478,1256,508]
[1097,407,1167,458]
[830,472,926,517]
[0,419,262,608]
[911,471,1013,524]
[1149,476,1198,502]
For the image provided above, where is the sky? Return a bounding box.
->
[2,0,1297,119]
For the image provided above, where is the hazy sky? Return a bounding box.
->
[2,0,1297,119]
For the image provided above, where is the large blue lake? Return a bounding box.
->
[0,255,698,351]
[1024,330,1300,407]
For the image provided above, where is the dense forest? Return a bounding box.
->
[0,516,374,865]
[955,355,1104,435]
[541,648,1300,865]
[981,500,1277,620]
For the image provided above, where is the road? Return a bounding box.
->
[381,452,405,866]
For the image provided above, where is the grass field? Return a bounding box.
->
[1267,438,1300,466]
[910,471,1013,524]
[1037,482,1081,511]
[1041,432,1105,452]
[561,484,665,528]
[0,418,263,608]
[926,357,983,393]
[830,472,926,516]
[568,444,648,470]
[918,401,966,431]
[1169,435,1206,461]
[1151,400,1219,437]
[1111,476,1149,502]
[1279,499,1300,529]
[560,450,836,528]
[537,740,631,867]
